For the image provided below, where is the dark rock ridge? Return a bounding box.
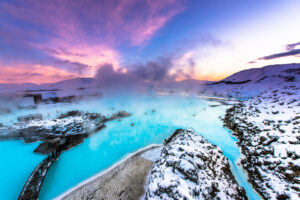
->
[208,80,252,85]
[19,151,61,200]
[144,129,248,200]
[223,86,300,200]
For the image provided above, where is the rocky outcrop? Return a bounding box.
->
[14,110,130,199]
[144,129,247,200]
[1,111,105,140]
[224,86,300,200]
[0,110,131,154]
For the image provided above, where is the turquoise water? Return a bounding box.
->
[0,94,260,200]
[0,141,45,200]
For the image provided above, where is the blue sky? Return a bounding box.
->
[0,0,299,83]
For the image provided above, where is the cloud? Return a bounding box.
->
[258,49,300,60]
[285,42,300,51]
[94,55,197,89]
[94,64,128,87]
[0,22,94,77]
[45,44,121,76]
[0,0,186,83]
[94,58,172,87]
[248,60,256,64]
[53,60,92,75]
[28,73,43,77]
[179,33,226,50]
[0,0,185,46]
[248,42,300,64]
[0,64,77,84]
[131,58,172,82]
[43,47,87,58]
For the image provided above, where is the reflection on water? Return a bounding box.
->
[0,94,260,200]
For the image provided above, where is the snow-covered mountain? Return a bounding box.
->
[0,78,98,94]
[202,63,300,99]
[0,63,299,97]
[0,83,39,93]
[40,78,96,90]
[0,63,299,111]
[222,63,299,83]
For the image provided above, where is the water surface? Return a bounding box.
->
[0,94,260,200]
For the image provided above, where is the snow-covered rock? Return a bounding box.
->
[224,86,300,200]
[0,110,131,154]
[144,129,247,200]
[0,110,130,141]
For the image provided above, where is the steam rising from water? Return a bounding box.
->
[94,56,197,91]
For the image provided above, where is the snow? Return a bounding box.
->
[0,111,106,139]
[201,63,300,99]
[0,63,299,199]
[144,129,247,200]
[223,63,299,83]
[141,147,162,162]
[225,86,300,199]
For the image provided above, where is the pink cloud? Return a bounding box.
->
[40,43,121,77]
[0,0,186,83]
[0,0,185,46]
[0,64,77,84]
[101,0,185,45]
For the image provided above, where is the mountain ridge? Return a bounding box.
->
[0,63,299,93]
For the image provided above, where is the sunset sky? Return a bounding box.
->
[0,0,300,84]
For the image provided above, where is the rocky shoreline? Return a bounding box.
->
[0,109,131,199]
[56,129,250,200]
[223,86,300,199]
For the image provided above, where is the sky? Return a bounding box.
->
[0,0,300,84]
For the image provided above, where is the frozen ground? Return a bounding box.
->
[224,86,300,199]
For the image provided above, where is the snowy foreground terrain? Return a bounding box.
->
[144,63,300,200]
[224,86,300,199]
[0,63,299,199]
[144,129,248,200]
[216,64,300,199]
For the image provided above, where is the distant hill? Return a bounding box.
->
[0,63,299,98]
[0,78,98,94]
[0,83,39,93]
[0,77,211,94]
[40,78,96,90]
[221,63,300,83]
[202,63,300,98]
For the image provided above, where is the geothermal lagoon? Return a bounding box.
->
[0,94,260,200]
